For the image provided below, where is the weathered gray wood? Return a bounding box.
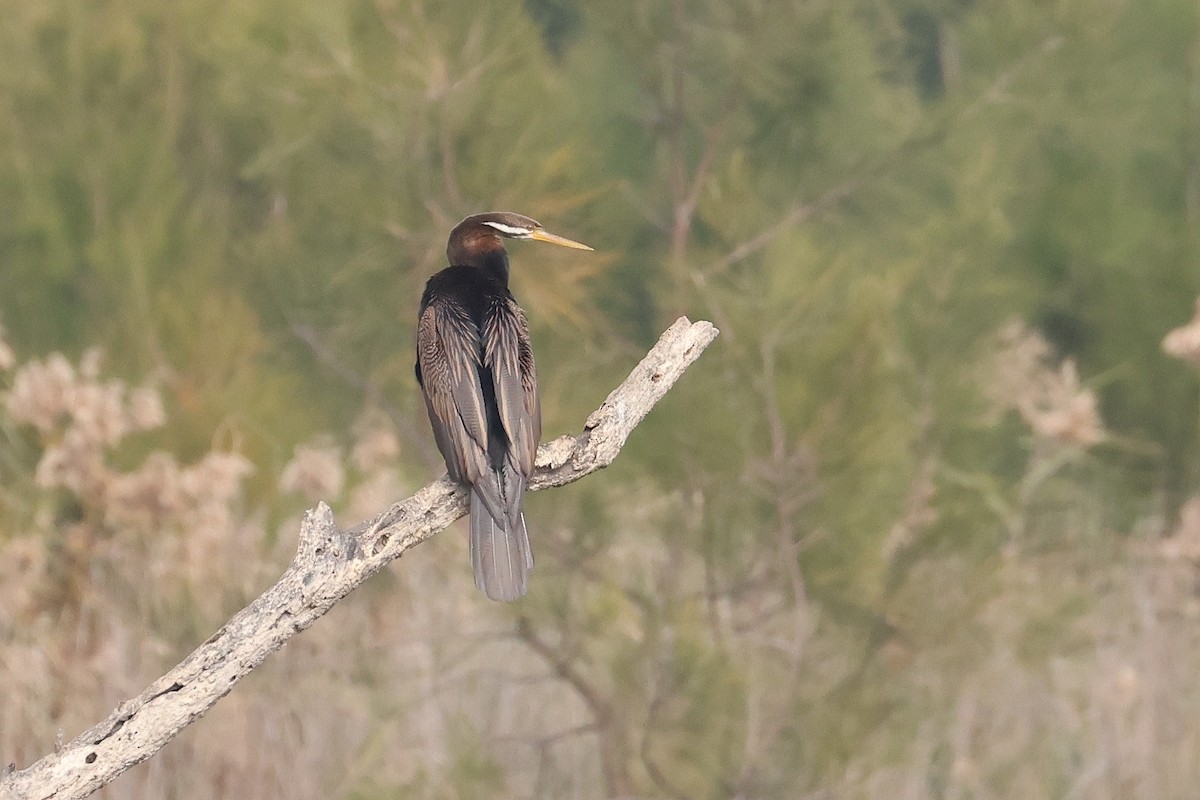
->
[0,317,718,800]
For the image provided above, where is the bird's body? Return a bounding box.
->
[416,212,591,601]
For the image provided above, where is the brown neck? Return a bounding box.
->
[448,232,510,285]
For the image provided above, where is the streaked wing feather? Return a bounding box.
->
[471,468,506,529]
[417,303,489,484]
[484,301,540,477]
[420,391,463,482]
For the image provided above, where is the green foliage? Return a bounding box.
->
[2,0,1199,797]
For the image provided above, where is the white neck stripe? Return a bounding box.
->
[481,220,532,237]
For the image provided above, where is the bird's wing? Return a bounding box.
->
[416,302,489,484]
[483,298,541,478]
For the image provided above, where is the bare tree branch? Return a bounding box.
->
[0,318,719,800]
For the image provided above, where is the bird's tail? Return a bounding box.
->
[469,472,533,602]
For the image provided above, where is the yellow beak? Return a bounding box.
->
[527,228,593,251]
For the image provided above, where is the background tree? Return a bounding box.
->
[2,0,1199,797]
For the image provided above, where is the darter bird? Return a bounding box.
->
[416,212,592,601]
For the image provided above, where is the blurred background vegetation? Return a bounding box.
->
[1,0,1199,797]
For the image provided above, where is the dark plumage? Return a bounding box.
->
[416,212,592,601]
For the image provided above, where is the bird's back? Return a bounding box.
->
[416,264,538,601]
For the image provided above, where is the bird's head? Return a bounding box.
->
[447,212,592,268]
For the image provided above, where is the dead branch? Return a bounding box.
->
[0,317,719,800]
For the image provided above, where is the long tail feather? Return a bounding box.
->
[470,487,532,602]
